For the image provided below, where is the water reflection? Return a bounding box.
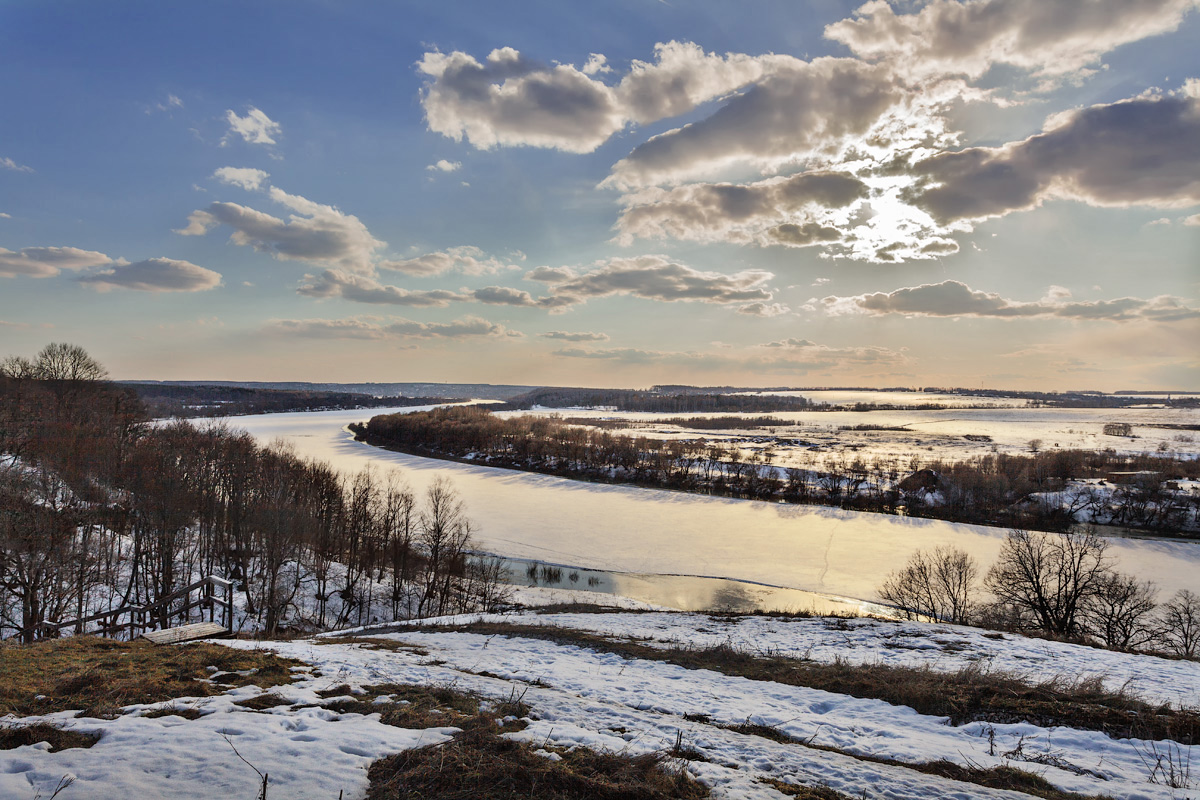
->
[495,556,898,617]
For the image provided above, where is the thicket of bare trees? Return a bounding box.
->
[1,344,506,641]
[880,530,1200,657]
[357,406,1198,535]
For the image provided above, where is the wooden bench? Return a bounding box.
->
[140,622,230,645]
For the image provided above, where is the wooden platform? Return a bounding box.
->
[140,622,229,645]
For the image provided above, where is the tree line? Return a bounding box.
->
[879,531,1199,657]
[355,405,1199,535]
[122,382,465,419]
[0,344,504,642]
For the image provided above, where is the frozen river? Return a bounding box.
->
[233,407,1200,605]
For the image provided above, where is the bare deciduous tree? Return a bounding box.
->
[985,529,1113,637]
[879,545,978,624]
[1158,590,1200,658]
[1081,572,1158,651]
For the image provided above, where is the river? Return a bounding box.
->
[232,406,1200,605]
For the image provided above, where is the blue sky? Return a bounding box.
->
[2,0,1198,389]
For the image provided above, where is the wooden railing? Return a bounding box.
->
[8,575,235,642]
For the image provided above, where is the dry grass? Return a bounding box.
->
[0,722,100,752]
[408,622,1198,746]
[367,724,708,800]
[0,636,304,719]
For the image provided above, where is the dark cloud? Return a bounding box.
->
[78,258,221,292]
[541,256,773,305]
[817,280,1200,322]
[737,302,790,317]
[615,172,867,246]
[903,93,1200,223]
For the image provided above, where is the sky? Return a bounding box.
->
[1,0,1198,391]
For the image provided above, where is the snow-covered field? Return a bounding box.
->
[495,404,1200,463]
[233,408,1200,604]
[5,597,1198,799]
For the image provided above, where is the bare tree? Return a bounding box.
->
[985,529,1113,637]
[417,476,472,618]
[1158,590,1200,657]
[1081,572,1158,651]
[879,545,978,624]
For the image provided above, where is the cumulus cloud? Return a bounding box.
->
[426,159,462,172]
[815,280,1200,322]
[738,302,791,317]
[0,213,10,219]
[297,270,470,306]
[78,258,222,293]
[380,245,518,276]
[0,247,114,278]
[418,41,784,154]
[223,106,282,146]
[539,330,610,342]
[825,0,1200,82]
[213,166,270,191]
[902,93,1200,224]
[177,186,384,274]
[604,58,909,189]
[1,157,33,173]
[264,315,520,340]
[1183,213,1200,226]
[530,255,774,306]
[614,171,868,246]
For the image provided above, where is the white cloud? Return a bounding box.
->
[1183,213,1200,226]
[78,258,222,293]
[825,0,1200,83]
[530,255,775,306]
[264,315,520,340]
[539,330,610,342]
[1,157,33,173]
[0,247,114,279]
[426,159,462,172]
[814,280,1199,322]
[297,270,470,306]
[379,245,518,276]
[177,186,384,274]
[738,302,791,317]
[223,106,282,146]
[213,166,270,191]
[417,41,786,154]
[0,213,10,219]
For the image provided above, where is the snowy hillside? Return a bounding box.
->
[4,591,1198,800]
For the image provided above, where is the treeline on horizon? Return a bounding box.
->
[119,382,466,419]
[356,405,1199,535]
[0,344,504,643]
[498,386,1199,413]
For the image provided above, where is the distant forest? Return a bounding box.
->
[120,383,465,419]
[356,405,1199,536]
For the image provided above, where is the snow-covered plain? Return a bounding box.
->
[232,408,1200,604]
[5,602,1198,799]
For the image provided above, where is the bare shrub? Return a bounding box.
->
[878,546,978,623]
[984,529,1113,637]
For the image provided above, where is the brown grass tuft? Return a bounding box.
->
[0,722,101,752]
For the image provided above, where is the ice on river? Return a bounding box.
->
[233,408,1200,604]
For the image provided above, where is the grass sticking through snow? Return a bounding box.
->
[0,636,304,719]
